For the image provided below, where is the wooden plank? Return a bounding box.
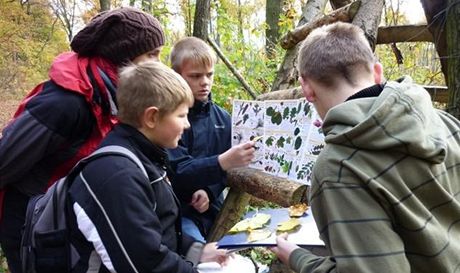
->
[377,25,433,44]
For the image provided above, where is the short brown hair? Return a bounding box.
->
[117,61,194,127]
[170,37,217,73]
[297,22,377,87]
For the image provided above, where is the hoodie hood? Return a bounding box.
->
[322,76,447,163]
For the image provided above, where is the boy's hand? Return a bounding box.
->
[218,141,255,171]
[190,189,209,213]
[270,233,300,265]
[200,242,232,266]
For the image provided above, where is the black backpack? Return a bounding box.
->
[20,145,148,273]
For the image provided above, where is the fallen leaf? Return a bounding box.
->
[288,203,309,217]
[277,218,301,232]
[247,229,272,242]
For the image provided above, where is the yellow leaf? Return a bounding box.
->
[247,229,272,242]
[228,213,271,233]
[277,218,301,232]
[288,203,309,217]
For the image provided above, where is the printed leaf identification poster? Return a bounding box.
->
[231,98,324,185]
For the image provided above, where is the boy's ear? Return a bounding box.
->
[299,76,316,103]
[373,62,384,84]
[142,106,160,128]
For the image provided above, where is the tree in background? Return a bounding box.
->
[265,0,283,58]
[0,0,68,97]
[0,0,452,112]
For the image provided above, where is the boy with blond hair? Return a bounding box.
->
[67,61,230,272]
[168,37,255,242]
[271,22,460,273]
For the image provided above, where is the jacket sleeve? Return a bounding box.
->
[289,177,411,273]
[167,145,226,200]
[72,164,199,273]
[0,87,91,189]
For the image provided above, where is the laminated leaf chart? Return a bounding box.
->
[232,99,325,185]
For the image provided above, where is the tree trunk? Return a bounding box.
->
[419,0,448,83]
[351,0,384,50]
[265,0,283,57]
[271,0,328,91]
[446,0,460,118]
[193,0,211,40]
[99,0,110,11]
[329,0,353,9]
[280,1,361,50]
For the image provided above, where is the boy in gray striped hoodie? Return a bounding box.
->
[272,22,460,273]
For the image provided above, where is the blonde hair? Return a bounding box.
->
[117,61,194,127]
[170,37,217,73]
[297,22,377,87]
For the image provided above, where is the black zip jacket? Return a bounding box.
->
[167,98,231,236]
[68,124,202,273]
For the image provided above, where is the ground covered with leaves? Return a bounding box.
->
[0,98,19,131]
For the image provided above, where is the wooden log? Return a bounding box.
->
[257,85,448,103]
[376,25,433,44]
[227,168,308,207]
[257,87,304,101]
[207,188,251,242]
[424,85,448,104]
[280,1,361,49]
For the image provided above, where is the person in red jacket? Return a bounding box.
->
[0,7,165,273]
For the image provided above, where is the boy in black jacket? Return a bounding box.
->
[168,37,255,242]
[67,61,229,272]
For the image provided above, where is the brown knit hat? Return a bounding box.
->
[71,7,165,65]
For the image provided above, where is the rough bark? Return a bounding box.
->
[226,168,308,207]
[266,0,283,57]
[259,86,448,103]
[420,0,448,83]
[99,0,110,11]
[376,25,433,44]
[280,1,361,50]
[351,0,384,50]
[207,169,308,242]
[193,0,211,40]
[271,0,328,91]
[329,0,353,9]
[207,189,251,242]
[258,87,304,100]
[446,0,460,118]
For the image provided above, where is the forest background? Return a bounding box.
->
[0,0,444,125]
[0,0,446,271]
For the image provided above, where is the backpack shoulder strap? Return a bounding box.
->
[89,145,148,178]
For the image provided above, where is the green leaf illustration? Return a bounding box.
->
[294,136,302,150]
[283,107,290,119]
[271,112,282,125]
[294,127,300,136]
[276,136,286,148]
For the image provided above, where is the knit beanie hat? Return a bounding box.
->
[71,7,165,65]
